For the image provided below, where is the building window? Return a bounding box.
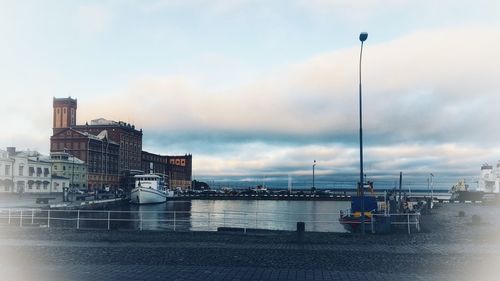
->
[5,165,10,176]
[19,165,24,176]
[29,167,35,176]
[44,168,49,177]
[36,181,41,189]
[36,167,42,176]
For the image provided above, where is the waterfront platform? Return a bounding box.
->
[0,193,127,209]
[1,203,499,280]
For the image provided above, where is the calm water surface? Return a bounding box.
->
[110,200,351,232]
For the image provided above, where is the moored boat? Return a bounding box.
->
[450,177,499,203]
[339,182,378,232]
[130,174,173,204]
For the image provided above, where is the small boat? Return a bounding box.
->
[450,178,499,203]
[450,162,500,203]
[130,173,173,204]
[339,182,378,232]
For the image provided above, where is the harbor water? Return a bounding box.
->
[112,200,352,232]
[2,200,352,233]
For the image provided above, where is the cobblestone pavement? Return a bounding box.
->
[1,203,500,281]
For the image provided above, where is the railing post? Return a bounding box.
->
[173,211,176,231]
[20,210,23,227]
[77,210,80,230]
[416,214,420,232]
[48,210,51,228]
[407,213,410,234]
[255,212,258,228]
[207,212,210,230]
[31,209,34,225]
[139,211,143,231]
[107,211,111,230]
[371,214,374,233]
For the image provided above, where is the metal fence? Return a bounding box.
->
[0,208,421,234]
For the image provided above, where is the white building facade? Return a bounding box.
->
[0,147,69,194]
[0,149,14,192]
[51,152,87,191]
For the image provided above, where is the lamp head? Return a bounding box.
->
[359,32,368,42]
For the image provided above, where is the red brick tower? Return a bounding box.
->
[53,97,77,134]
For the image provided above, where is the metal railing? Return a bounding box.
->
[0,208,421,234]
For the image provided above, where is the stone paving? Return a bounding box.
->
[0,203,500,280]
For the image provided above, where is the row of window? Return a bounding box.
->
[53,142,87,150]
[53,165,85,172]
[0,164,50,177]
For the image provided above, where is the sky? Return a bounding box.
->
[1,0,500,183]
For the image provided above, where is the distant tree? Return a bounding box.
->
[192,180,210,190]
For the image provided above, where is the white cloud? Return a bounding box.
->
[2,6,499,178]
[73,4,114,34]
[78,26,500,144]
[67,25,500,176]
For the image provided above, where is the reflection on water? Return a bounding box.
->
[2,200,351,232]
[110,200,350,232]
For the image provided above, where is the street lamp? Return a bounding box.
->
[312,160,316,192]
[358,32,368,234]
[430,173,434,208]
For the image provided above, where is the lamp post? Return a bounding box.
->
[430,173,434,208]
[312,160,316,192]
[358,32,368,234]
[71,153,75,202]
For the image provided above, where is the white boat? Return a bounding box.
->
[130,174,173,204]
[478,162,500,193]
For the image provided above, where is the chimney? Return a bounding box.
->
[6,147,16,157]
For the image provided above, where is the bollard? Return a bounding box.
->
[296,222,305,243]
[20,210,23,227]
[31,209,34,225]
[296,221,305,232]
[77,210,80,229]
[472,214,481,225]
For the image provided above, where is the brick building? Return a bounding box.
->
[51,97,120,190]
[141,151,192,189]
[51,128,119,190]
[50,97,192,191]
[74,118,142,172]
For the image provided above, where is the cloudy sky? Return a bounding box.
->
[1,0,499,180]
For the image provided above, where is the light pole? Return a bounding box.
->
[71,153,75,202]
[312,160,316,192]
[359,32,368,234]
[430,173,434,208]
